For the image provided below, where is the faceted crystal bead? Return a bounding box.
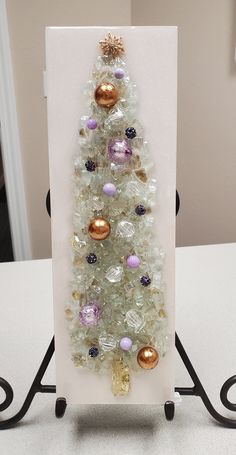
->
[105,265,123,283]
[125,181,142,198]
[135,291,144,308]
[71,235,87,253]
[79,302,102,326]
[148,178,157,194]
[80,115,89,127]
[108,201,124,217]
[99,333,117,351]
[104,107,125,130]
[126,309,145,331]
[116,221,135,238]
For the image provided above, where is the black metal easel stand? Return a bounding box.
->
[1,190,235,429]
[0,333,236,429]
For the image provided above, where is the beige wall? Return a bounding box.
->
[133,0,236,246]
[7,0,236,257]
[6,0,131,259]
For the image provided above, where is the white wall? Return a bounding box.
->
[6,0,131,258]
[133,0,236,246]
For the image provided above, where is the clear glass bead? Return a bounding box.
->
[125,309,145,331]
[125,180,142,197]
[104,107,125,130]
[116,220,135,238]
[99,333,117,351]
[71,235,87,253]
[105,265,123,283]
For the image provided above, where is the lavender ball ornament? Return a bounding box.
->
[108,139,132,164]
[126,255,140,269]
[120,337,132,351]
[114,68,125,79]
[79,302,101,326]
[103,183,117,197]
[86,118,97,130]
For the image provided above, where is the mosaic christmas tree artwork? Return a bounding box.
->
[65,33,169,396]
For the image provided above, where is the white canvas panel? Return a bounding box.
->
[46,26,177,404]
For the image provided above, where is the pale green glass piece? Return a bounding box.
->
[91,196,104,211]
[67,40,169,380]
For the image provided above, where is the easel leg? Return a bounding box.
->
[0,337,55,430]
[175,333,236,428]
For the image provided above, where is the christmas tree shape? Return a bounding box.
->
[65,33,169,396]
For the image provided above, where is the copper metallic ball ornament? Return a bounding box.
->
[137,346,159,370]
[94,82,119,108]
[88,217,111,240]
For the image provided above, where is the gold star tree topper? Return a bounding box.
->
[99,33,125,59]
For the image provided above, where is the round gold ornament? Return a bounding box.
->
[88,217,111,240]
[137,346,159,370]
[94,82,119,108]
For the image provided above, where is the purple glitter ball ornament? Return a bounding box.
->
[86,253,97,264]
[103,182,117,197]
[126,255,140,269]
[86,118,97,130]
[140,275,151,287]
[108,139,132,164]
[85,160,96,172]
[120,337,132,351]
[79,302,101,326]
[125,127,136,139]
[135,204,146,216]
[114,68,125,79]
[88,346,99,358]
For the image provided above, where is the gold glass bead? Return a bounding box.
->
[112,358,130,396]
[72,290,80,300]
[135,169,148,183]
[158,309,166,319]
[65,307,73,321]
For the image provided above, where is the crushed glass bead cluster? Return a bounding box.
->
[66,39,170,394]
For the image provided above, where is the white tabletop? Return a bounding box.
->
[0,243,236,454]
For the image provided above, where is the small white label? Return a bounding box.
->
[174,392,182,405]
